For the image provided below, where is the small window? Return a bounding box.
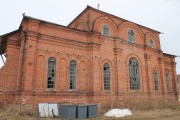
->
[104,63,110,90]
[129,58,140,90]
[103,25,109,36]
[166,71,171,92]
[47,57,56,89]
[70,60,77,90]
[153,70,159,90]
[150,39,154,48]
[128,29,135,43]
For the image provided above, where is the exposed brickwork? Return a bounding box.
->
[0,6,178,111]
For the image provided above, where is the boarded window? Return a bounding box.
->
[128,29,135,43]
[104,63,110,90]
[70,60,77,90]
[153,70,159,90]
[129,58,140,90]
[47,57,56,89]
[166,71,171,92]
[103,25,109,36]
[150,39,154,48]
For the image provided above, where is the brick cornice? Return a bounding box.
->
[26,30,100,49]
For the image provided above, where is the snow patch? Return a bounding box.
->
[104,109,132,118]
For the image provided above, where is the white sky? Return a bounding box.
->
[0,0,180,74]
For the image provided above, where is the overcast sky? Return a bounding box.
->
[0,0,180,74]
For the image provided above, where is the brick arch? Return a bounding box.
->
[66,53,79,64]
[36,55,46,90]
[101,59,113,69]
[126,53,143,66]
[118,22,144,43]
[92,16,117,36]
[46,50,59,57]
[145,32,160,49]
[79,60,86,70]
[126,53,143,91]
[74,19,87,31]
[59,58,68,90]
[79,60,87,91]
[152,67,159,72]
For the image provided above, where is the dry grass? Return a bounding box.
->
[1,105,180,120]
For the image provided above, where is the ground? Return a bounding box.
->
[1,107,180,120]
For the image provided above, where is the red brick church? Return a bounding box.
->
[0,6,178,110]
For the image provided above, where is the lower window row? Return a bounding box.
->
[47,57,171,92]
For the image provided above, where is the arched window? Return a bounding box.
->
[129,58,140,90]
[103,25,109,36]
[128,29,135,43]
[104,63,110,90]
[166,71,171,92]
[47,57,56,89]
[150,39,154,48]
[70,60,77,90]
[153,70,159,90]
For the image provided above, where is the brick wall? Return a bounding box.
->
[0,33,21,106]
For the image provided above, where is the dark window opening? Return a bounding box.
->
[70,60,77,90]
[150,39,154,48]
[47,57,56,89]
[129,58,140,90]
[153,70,159,90]
[104,63,110,90]
[103,25,109,36]
[128,29,135,43]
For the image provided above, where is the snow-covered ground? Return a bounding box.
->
[104,109,132,118]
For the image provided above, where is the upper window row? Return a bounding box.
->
[102,25,155,48]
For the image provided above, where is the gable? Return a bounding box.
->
[68,6,160,34]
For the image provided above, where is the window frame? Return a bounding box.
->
[47,57,56,91]
[128,29,135,43]
[69,60,77,90]
[102,25,110,37]
[153,69,159,90]
[166,70,171,92]
[150,39,154,48]
[103,63,110,91]
[129,58,140,91]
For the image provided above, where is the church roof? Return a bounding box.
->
[163,53,177,57]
